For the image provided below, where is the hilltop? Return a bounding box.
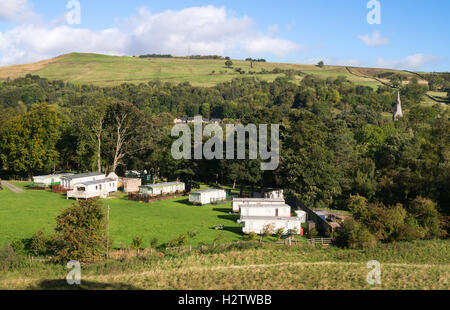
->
[0,53,430,89]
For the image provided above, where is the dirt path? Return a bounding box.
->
[0,181,24,193]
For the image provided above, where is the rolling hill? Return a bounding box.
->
[0,52,430,89]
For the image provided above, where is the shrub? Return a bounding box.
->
[132,236,143,250]
[247,232,257,241]
[408,197,442,239]
[29,230,49,256]
[275,228,285,240]
[52,199,107,263]
[150,237,159,249]
[10,240,25,254]
[336,219,377,249]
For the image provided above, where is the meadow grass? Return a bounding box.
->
[0,240,448,290]
[0,53,389,88]
[0,181,243,248]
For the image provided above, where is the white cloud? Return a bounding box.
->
[376,53,442,70]
[358,31,390,47]
[0,5,302,66]
[0,0,36,23]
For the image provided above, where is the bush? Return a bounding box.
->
[336,219,377,249]
[247,232,257,241]
[10,240,25,254]
[132,236,143,250]
[408,197,442,239]
[150,237,159,249]
[275,228,285,240]
[29,230,49,256]
[52,199,107,263]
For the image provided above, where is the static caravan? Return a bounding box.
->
[189,189,227,205]
[32,173,73,187]
[139,182,185,197]
[239,204,291,217]
[240,216,305,235]
[60,172,105,190]
[67,178,118,200]
[232,198,285,213]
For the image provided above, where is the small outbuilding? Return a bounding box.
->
[119,178,142,193]
[189,189,227,205]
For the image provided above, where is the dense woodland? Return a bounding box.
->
[0,73,448,247]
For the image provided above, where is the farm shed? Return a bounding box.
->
[32,173,73,187]
[189,189,227,205]
[119,178,142,193]
[67,178,118,200]
[239,204,291,217]
[60,172,105,189]
[241,216,304,235]
[232,198,285,213]
[139,181,185,197]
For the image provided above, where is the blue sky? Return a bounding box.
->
[0,0,448,71]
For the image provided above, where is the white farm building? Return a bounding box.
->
[32,173,73,187]
[237,201,307,236]
[189,189,227,205]
[67,178,118,200]
[139,182,185,197]
[61,172,105,190]
[232,198,285,213]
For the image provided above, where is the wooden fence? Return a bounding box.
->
[307,238,334,246]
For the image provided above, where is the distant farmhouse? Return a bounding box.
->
[189,189,227,205]
[139,181,185,197]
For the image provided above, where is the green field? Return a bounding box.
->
[0,52,415,88]
[1,240,448,290]
[0,182,242,248]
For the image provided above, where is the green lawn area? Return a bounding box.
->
[0,182,243,249]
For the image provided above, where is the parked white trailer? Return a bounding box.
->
[232,198,285,213]
[189,189,227,205]
[61,172,105,190]
[139,182,185,197]
[67,178,118,200]
[240,204,291,217]
[32,173,73,187]
[241,216,304,235]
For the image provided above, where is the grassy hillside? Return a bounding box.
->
[0,53,429,88]
[1,240,448,290]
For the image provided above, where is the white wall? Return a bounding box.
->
[242,218,303,235]
[240,205,291,217]
[232,198,285,212]
[190,190,226,205]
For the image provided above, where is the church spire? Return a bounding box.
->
[393,90,403,121]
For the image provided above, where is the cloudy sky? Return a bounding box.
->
[0,0,448,71]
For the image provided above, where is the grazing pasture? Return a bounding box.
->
[0,182,242,248]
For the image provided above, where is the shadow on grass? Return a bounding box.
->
[213,208,232,214]
[218,214,240,222]
[28,279,141,290]
[173,198,192,206]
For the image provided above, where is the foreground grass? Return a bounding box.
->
[0,182,242,248]
[0,240,448,290]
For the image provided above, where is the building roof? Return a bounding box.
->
[77,178,116,186]
[62,172,105,180]
[240,216,303,221]
[141,181,185,188]
[239,204,290,209]
[33,173,73,180]
[233,198,285,202]
[191,189,226,194]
